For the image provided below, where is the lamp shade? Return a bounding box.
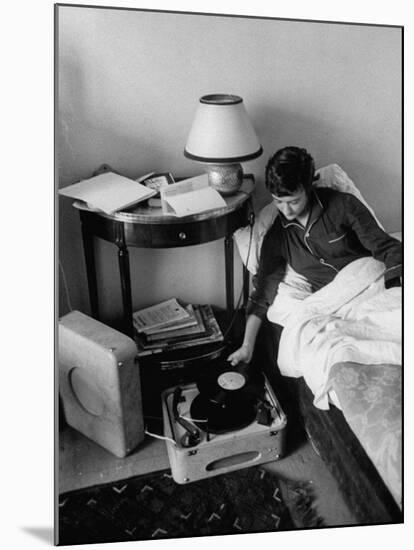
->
[184,94,263,164]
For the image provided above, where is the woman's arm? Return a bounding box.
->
[227,222,287,367]
[343,193,402,285]
[227,314,262,366]
[246,220,287,319]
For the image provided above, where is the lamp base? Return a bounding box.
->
[205,163,243,196]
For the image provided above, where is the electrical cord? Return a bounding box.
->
[143,414,178,446]
[223,211,255,341]
[144,428,177,446]
[59,260,73,312]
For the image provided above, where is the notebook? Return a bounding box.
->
[59,171,157,214]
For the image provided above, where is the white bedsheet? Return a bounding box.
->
[273,257,401,410]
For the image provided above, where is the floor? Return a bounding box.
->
[59,422,356,527]
[57,297,406,533]
[58,311,356,528]
[59,426,170,493]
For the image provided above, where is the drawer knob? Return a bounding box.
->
[178,232,187,240]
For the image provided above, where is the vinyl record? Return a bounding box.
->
[190,391,257,434]
[196,361,265,403]
[190,361,266,433]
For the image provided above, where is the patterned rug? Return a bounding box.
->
[58,467,308,545]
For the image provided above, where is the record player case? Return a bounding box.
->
[162,375,287,484]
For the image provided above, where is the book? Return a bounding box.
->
[159,305,223,352]
[59,171,157,214]
[133,298,190,333]
[167,304,223,349]
[135,304,223,356]
[160,174,226,217]
[145,305,206,342]
[142,304,198,336]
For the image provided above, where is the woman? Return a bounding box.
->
[228,146,402,366]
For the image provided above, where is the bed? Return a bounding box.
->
[235,164,402,524]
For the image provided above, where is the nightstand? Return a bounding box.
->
[75,175,255,337]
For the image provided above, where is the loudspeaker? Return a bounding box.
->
[59,311,145,457]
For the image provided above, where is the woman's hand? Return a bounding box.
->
[227,314,261,367]
[227,343,254,366]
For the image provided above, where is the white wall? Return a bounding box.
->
[57,6,402,322]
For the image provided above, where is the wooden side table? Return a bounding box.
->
[75,176,255,337]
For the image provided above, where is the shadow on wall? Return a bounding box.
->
[58,201,87,318]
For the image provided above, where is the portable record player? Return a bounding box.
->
[161,362,287,484]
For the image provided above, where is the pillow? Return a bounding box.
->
[234,164,384,275]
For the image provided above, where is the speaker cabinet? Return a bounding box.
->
[59,311,145,457]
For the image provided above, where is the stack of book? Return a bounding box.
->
[133,298,224,357]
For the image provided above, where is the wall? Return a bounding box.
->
[57,7,402,322]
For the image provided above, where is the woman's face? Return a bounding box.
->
[271,188,309,221]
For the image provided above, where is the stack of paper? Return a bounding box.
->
[133,299,224,357]
[133,298,193,333]
[59,171,157,214]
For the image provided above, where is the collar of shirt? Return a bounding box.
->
[279,188,324,230]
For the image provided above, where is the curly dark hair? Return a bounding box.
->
[265,146,316,196]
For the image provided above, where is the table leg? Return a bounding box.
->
[224,235,234,322]
[117,244,134,337]
[80,217,100,320]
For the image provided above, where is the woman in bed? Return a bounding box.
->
[228,146,402,366]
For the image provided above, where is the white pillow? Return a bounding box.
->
[234,164,383,275]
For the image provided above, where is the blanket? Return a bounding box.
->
[274,258,401,410]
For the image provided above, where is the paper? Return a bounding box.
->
[59,171,156,214]
[133,298,190,332]
[143,304,198,335]
[161,174,226,217]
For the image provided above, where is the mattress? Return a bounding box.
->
[328,361,402,508]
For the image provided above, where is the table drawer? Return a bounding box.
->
[123,206,249,247]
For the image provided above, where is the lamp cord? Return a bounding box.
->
[223,212,255,341]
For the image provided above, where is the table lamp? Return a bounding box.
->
[184,94,263,196]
